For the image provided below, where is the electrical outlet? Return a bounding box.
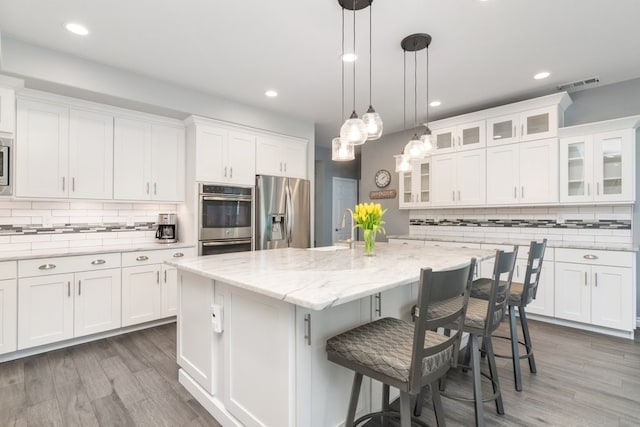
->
[42,213,53,228]
[126,215,135,226]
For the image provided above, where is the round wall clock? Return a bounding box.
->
[374,169,391,188]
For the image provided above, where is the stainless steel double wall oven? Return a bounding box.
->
[198,184,253,255]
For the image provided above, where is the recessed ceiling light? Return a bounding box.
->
[65,22,89,36]
[265,90,278,98]
[534,71,551,80]
[341,53,357,62]
[430,100,442,107]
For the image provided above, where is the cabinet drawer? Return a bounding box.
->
[0,261,17,280]
[19,253,121,277]
[555,248,633,267]
[122,247,196,267]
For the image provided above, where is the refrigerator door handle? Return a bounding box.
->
[285,181,293,245]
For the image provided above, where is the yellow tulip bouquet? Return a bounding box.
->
[353,202,387,255]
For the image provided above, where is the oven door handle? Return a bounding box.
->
[201,195,252,202]
[202,239,252,247]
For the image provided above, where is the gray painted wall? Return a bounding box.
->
[314,146,359,247]
[565,77,640,126]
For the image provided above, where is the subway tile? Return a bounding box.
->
[0,209,11,216]
[613,206,633,215]
[102,216,123,223]
[0,217,32,225]
[0,236,9,244]
[10,234,52,243]
[31,241,70,250]
[87,209,117,217]
[11,209,51,217]
[610,230,632,237]
[103,238,131,246]
[31,201,70,210]
[133,204,160,210]
[0,243,31,252]
[103,202,133,210]
[0,201,31,209]
[594,236,633,244]
[69,202,104,210]
[563,235,595,243]
[72,239,103,247]
[579,206,613,214]
[51,234,87,242]
[117,210,135,217]
[51,210,78,217]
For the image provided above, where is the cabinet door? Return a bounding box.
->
[398,169,414,209]
[195,125,226,183]
[486,144,519,205]
[161,266,178,317]
[591,266,633,330]
[114,118,152,200]
[296,299,371,427]
[458,121,486,151]
[16,100,69,198]
[524,261,555,317]
[151,124,185,201]
[487,113,518,145]
[456,149,486,206]
[121,265,162,327]
[18,273,74,349]
[432,128,456,153]
[0,279,17,355]
[227,131,256,185]
[431,154,456,206]
[559,136,594,203]
[256,136,284,176]
[519,138,558,204]
[554,263,590,324]
[0,87,16,134]
[68,109,114,199]
[74,268,121,337]
[593,130,634,203]
[281,139,308,179]
[415,159,431,206]
[520,106,558,142]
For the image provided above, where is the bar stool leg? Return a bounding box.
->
[431,382,447,427]
[413,385,424,417]
[484,336,504,415]
[399,391,412,427]
[470,334,485,427]
[382,383,390,427]
[509,305,523,391]
[345,373,363,427]
[519,306,537,373]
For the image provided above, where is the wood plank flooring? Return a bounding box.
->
[0,323,221,427]
[0,321,637,426]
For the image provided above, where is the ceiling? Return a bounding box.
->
[1,0,640,148]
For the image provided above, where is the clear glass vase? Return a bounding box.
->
[363,229,376,256]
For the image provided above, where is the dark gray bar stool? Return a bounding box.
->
[326,259,476,427]
[471,239,547,391]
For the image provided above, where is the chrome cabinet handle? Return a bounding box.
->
[68,281,71,297]
[513,125,516,138]
[156,271,160,284]
[304,314,311,346]
[452,191,455,201]
[594,273,598,287]
[72,177,75,192]
[173,252,184,258]
[146,182,150,195]
[279,162,283,172]
[224,166,227,177]
[521,124,524,137]
[596,182,600,195]
[521,186,524,199]
[164,270,167,283]
[154,183,157,195]
[514,187,517,199]
[583,254,598,260]
[284,163,287,172]
[39,263,56,270]
[584,272,587,286]
[91,259,106,265]
[230,167,233,178]
[375,293,382,317]
[136,255,149,261]
[78,280,81,296]
[587,183,590,196]
[457,190,460,201]
[62,177,66,192]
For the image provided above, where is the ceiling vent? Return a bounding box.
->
[557,77,600,92]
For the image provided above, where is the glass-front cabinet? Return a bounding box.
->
[432,121,485,153]
[398,159,431,209]
[487,106,559,146]
[560,130,634,203]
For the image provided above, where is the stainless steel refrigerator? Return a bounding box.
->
[255,175,310,250]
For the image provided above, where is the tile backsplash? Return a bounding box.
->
[409,205,634,248]
[0,200,178,252]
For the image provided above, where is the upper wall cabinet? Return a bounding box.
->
[399,158,431,209]
[188,119,256,186]
[487,106,560,145]
[113,118,185,201]
[559,117,638,204]
[256,135,308,179]
[431,120,485,154]
[431,149,486,207]
[0,88,16,135]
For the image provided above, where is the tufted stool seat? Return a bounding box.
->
[327,260,476,427]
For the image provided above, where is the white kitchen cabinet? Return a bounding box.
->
[256,135,308,179]
[431,149,485,206]
[554,249,634,332]
[486,138,558,205]
[0,261,17,354]
[122,248,193,326]
[559,129,635,203]
[487,106,559,145]
[193,122,256,186]
[114,118,185,201]
[16,99,69,198]
[398,158,430,209]
[17,253,122,349]
[432,120,485,153]
[0,87,16,134]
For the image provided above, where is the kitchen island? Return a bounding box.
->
[168,244,494,427]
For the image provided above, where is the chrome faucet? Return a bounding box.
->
[339,208,355,249]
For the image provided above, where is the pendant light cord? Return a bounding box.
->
[341,8,345,120]
[426,45,429,127]
[369,2,372,106]
[414,48,418,131]
[352,6,356,113]
[403,50,406,130]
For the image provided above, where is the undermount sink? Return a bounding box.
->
[308,245,351,251]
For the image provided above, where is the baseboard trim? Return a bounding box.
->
[0,317,176,363]
[526,313,635,340]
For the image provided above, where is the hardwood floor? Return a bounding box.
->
[0,321,637,426]
[0,323,221,427]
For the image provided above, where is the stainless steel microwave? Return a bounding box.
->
[0,137,12,196]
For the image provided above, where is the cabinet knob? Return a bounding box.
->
[136,255,149,261]
[39,263,56,270]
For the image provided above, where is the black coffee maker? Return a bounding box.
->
[156,213,177,243]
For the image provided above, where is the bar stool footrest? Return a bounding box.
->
[353,410,432,427]
[440,365,502,405]
[491,334,534,360]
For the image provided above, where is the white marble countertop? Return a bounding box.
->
[387,235,638,252]
[166,244,494,311]
[0,242,196,262]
